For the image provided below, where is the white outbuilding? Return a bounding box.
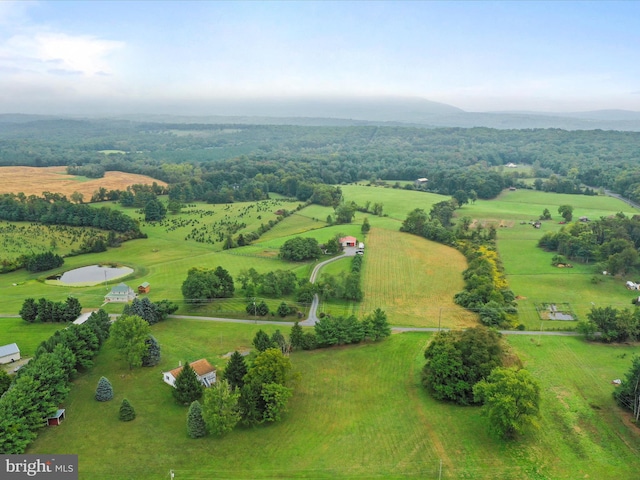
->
[0,343,21,364]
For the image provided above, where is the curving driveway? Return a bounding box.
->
[300,248,357,326]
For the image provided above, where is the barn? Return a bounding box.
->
[138,282,150,294]
[340,236,357,247]
[0,343,20,364]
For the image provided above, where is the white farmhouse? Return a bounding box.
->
[104,283,137,303]
[163,359,217,388]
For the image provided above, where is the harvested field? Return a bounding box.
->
[359,227,477,328]
[0,166,166,198]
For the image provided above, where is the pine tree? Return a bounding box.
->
[19,298,38,323]
[290,322,304,350]
[252,329,274,352]
[141,335,161,367]
[368,308,391,341]
[119,399,136,421]
[95,376,114,402]
[173,362,203,405]
[187,400,207,438]
[222,351,248,390]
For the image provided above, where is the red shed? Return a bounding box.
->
[47,409,65,426]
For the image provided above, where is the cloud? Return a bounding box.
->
[1,32,124,77]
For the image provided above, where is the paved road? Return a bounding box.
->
[167,314,582,337]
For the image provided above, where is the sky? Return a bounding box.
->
[1,1,639,115]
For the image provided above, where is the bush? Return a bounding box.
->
[119,399,136,421]
[95,376,114,402]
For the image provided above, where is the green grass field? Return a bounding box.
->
[7,185,640,478]
[28,320,640,479]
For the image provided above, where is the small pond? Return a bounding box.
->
[50,265,133,286]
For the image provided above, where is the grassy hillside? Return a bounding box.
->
[29,320,640,479]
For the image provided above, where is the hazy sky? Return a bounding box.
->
[1,1,639,114]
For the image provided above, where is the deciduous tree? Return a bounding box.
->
[110,315,150,370]
[202,379,240,436]
[473,367,541,439]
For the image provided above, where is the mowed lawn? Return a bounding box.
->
[358,227,476,328]
[29,320,640,479]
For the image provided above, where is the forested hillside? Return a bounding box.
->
[2,119,640,202]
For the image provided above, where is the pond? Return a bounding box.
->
[49,265,134,286]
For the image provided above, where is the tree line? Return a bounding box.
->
[0,309,111,453]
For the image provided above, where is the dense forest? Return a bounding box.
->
[1,118,640,202]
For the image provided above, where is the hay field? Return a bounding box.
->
[359,227,476,328]
[0,166,166,198]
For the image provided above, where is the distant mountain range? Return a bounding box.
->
[3,97,640,131]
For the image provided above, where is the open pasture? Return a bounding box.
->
[0,166,167,198]
[28,321,640,479]
[0,317,65,357]
[358,227,476,328]
[341,184,450,221]
[458,190,639,328]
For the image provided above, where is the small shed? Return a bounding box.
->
[47,409,66,426]
[138,282,150,294]
[415,177,428,186]
[104,283,136,303]
[0,343,20,364]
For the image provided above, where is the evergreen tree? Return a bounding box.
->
[19,298,38,323]
[173,362,203,405]
[271,329,287,353]
[290,322,304,350]
[361,217,371,234]
[141,335,161,367]
[0,370,11,396]
[277,301,290,318]
[63,296,82,322]
[187,400,207,439]
[222,351,248,390]
[367,308,391,341]
[253,329,274,352]
[118,399,136,421]
[95,376,114,402]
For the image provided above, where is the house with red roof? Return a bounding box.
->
[163,358,217,388]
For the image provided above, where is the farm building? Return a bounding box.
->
[0,343,20,364]
[163,359,217,388]
[47,409,65,426]
[138,282,150,294]
[414,177,428,186]
[340,236,357,247]
[505,162,517,168]
[104,283,136,303]
[579,216,590,222]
